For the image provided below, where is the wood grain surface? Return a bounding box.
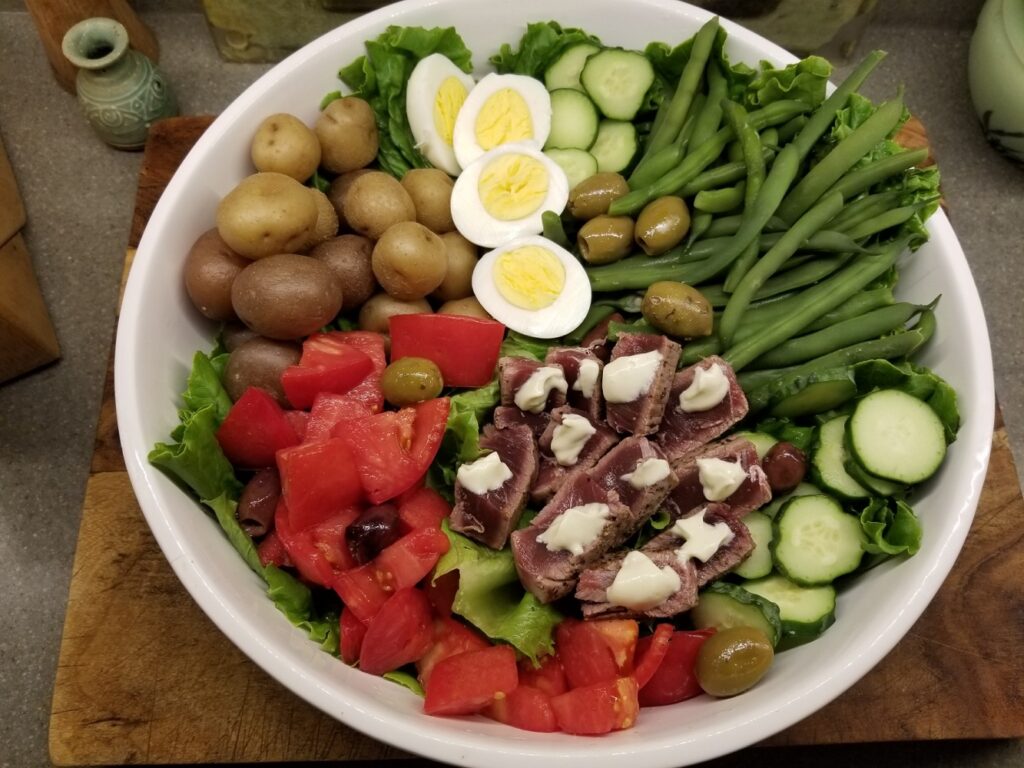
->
[48,116,1024,766]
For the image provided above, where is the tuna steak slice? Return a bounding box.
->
[493,405,550,441]
[667,436,773,522]
[497,356,566,411]
[589,435,678,519]
[646,503,754,586]
[544,347,604,420]
[657,355,748,461]
[604,333,681,436]
[576,549,700,620]
[531,406,620,504]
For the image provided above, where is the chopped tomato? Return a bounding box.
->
[634,624,674,688]
[274,500,359,587]
[340,398,450,504]
[281,344,373,410]
[333,563,391,624]
[304,393,372,443]
[416,616,490,686]
[339,608,368,665]
[276,438,363,531]
[550,677,639,735]
[637,629,714,707]
[555,620,619,689]
[304,331,387,412]
[283,409,309,442]
[484,686,558,733]
[399,486,451,531]
[423,645,519,716]
[216,387,299,469]
[389,314,505,388]
[589,619,639,674]
[374,526,450,593]
[426,571,459,616]
[256,530,292,568]
[359,587,434,676]
[518,655,568,698]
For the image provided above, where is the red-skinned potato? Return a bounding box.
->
[183,228,250,321]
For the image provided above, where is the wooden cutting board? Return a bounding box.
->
[48,116,1024,766]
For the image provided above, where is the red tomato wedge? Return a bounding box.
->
[216,387,299,469]
[426,571,459,617]
[340,398,450,504]
[484,686,559,733]
[281,344,373,410]
[589,619,639,674]
[637,629,714,707]
[555,620,619,689]
[517,655,568,698]
[276,437,363,531]
[550,677,639,735]
[634,624,674,688]
[389,314,505,388]
[333,563,391,624]
[283,409,309,442]
[256,530,292,569]
[304,393,372,443]
[416,616,490,686]
[274,501,359,587]
[359,587,434,676]
[398,486,451,531]
[339,608,368,665]
[424,645,519,716]
[304,331,387,412]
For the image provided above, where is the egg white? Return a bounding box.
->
[472,235,592,339]
[450,142,570,249]
[452,72,552,170]
[406,54,476,176]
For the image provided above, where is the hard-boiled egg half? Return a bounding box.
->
[451,143,570,248]
[406,53,476,176]
[472,235,591,338]
[452,73,552,169]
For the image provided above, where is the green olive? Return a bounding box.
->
[381,356,443,407]
[568,172,630,220]
[635,196,690,255]
[642,281,713,338]
[577,215,635,265]
[695,626,774,698]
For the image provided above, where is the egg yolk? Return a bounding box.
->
[478,153,549,221]
[474,88,534,150]
[433,76,469,146]
[493,245,565,310]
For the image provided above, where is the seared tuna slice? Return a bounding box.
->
[531,406,620,504]
[590,436,678,519]
[646,503,754,586]
[511,474,636,603]
[497,357,567,412]
[493,405,549,441]
[450,423,538,549]
[576,549,699,620]
[657,356,748,461]
[544,347,604,419]
[603,333,681,436]
[667,436,772,521]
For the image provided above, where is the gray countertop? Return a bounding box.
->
[0,1,1021,766]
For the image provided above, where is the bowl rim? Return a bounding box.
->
[115,0,996,764]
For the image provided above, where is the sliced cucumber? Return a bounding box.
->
[811,415,870,502]
[771,494,865,586]
[544,42,602,92]
[543,148,598,191]
[742,574,836,650]
[691,581,782,647]
[844,452,906,497]
[580,48,655,121]
[848,389,947,484]
[733,431,778,461]
[589,120,638,173]
[732,511,774,580]
[545,89,600,150]
[761,481,821,520]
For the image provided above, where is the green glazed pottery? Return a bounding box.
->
[61,17,179,150]
[969,0,1024,165]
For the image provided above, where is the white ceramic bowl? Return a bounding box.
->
[115,1,995,765]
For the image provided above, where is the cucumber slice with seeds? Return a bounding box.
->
[589,120,638,173]
[761,481,821,520]
[742,574,836,650]
[545,89,600,150]
[543,148,598,191]
[544,43,602,92]
[691,581,782,647]
[771,494,865,586]
[811,415,870,501]
[733,431,778,460]
[580,48,655,121]
[732,511,774,580]
[848,389,947,484]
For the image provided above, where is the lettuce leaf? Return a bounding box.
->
[500,331,554,361]
[852,359,960,442]
[181,351,233,423]
[859,497,923,556]
[490,21,601,78]
[744,55,831,110]
[335,26,473,178]
[426,381,500,497]
[383,670,425,696]
[435,522,562,663]
[644,28,755,105]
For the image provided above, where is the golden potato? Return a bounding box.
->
[357,293,431,334]
[432,231,478,301]
[344,171,416,239]
[401,168,455,233]
[309,188,340,246]
[372,221,447,300]
[250,113,321,181]
[315,97,378,173]
[216,172,318,259]
[437,296,492,320]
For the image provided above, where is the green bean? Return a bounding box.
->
[564,304,615,344]
[803,286,894,332]
[776,114,808,143]
[760,127,779,151]
[690,60,727,150]
[842,200,936,240]
[719,190,845,345]
[643,16,719,157]
[646,81,676,149]
[541,210,570,249]
[747,302,926,369]
[829,191,904,232]
[704,255,850,307]
[688,211,713,244]
[824,147,929,202]
[722,100,768,292]
[722,236,908,370]
[758,229,866,253]
[678,147,774,197]
[704,214,787,239]
[586,244,697,291]
[629,97,704,189]
[695,182,746,213]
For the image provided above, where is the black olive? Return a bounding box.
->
[346,503,402,564]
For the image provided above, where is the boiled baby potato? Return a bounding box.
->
[438,296,492,319]
[432,231,478,302]
[344,171,416,239]
[309,188,340,246]
[223,336,301,405]
[357,293,432,334]
[372,221,447,300]
[216,172,318,259]
[231,253,342,339]
[221,322,258,352]
[328,168,371,230]
[310,234,377,310]
[183,228,250,321]
[250,113,321,181]
[401,168,455,233]
[316,96,379,174]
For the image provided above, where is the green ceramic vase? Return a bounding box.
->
[969,0,1024,165]
[61,17,179,150]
